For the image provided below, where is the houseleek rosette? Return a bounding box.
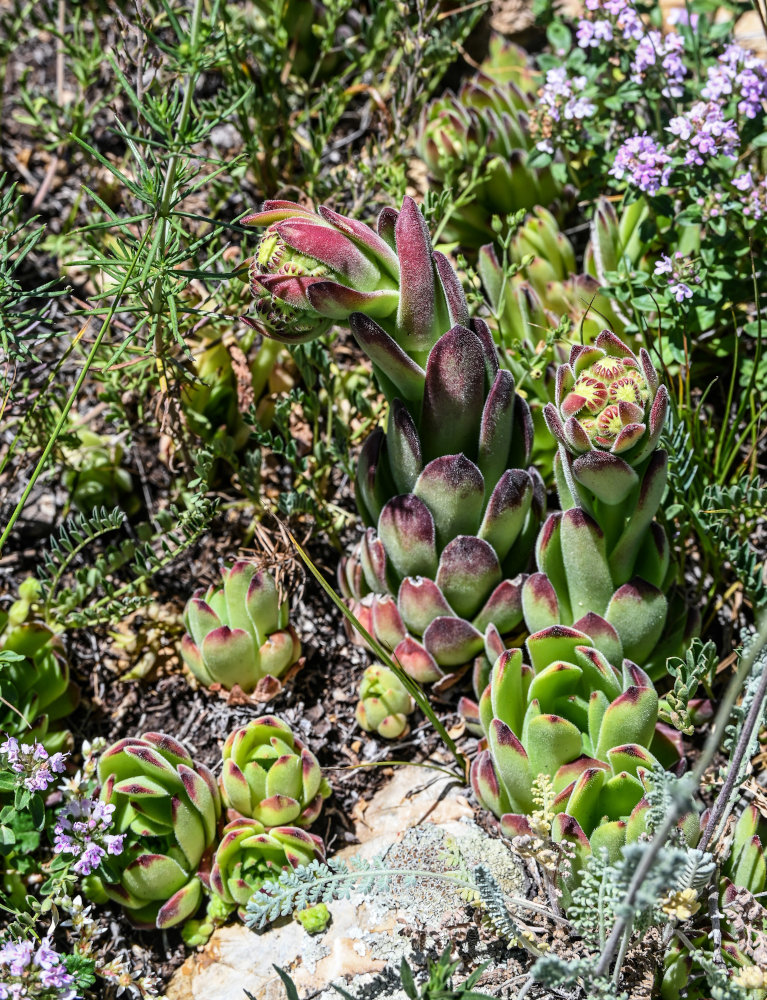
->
[471,625,692,889]
[86,733,221,929]
[243,196,469,361]
[0,613,79,755]
[220,716,330,828]
[210,818,325,913]
[525,330,697,676]
[339,317,544,693]
[181,561,301,697]
[418,37,565,249]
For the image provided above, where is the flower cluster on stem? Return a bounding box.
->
[0,937,76,1000]
[0,735,67,792]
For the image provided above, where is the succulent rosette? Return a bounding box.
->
[181,561,301,697]
[0,619,79,755]
[471,625,691,884]
[355,663,415,739]
[339,317,544,692]
[220,716,330,827]
[418,37,566,249]
[525,329,697,675]
[86,732,221,929]
[243,196,467,357]
[210,817,325,912]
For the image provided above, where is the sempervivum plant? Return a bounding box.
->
[524,329,697,675]
[339,317,544,692]
[86,733,221,929]
[210,818,325,914]
[243,195,468,355]
[220,716,331,827]
[418,36,566,249]
[355,663,415,739]
[181,561,301,698]
[471,625,690,886]
[0,601,79,755]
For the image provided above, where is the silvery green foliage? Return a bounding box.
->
[530,955,628,1000]
[613,841,690,923]
[472,864,533,949]
[566,850,625,950]
[244,856,418,929]
[663,639,717,734]
[643,763,697,837]
[722,638,767,757]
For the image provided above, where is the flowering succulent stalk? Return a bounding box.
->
[478,209,627,484]
[210,817,325,914]
[471,625,691,887]
[243,196,469,360]
[0,608,79,754]
[339,317,544,693]
[181,561,301,697]
[355,663,415,739]
[525,330,697,675]
[418,37,566,249]
[220,716,330,827]
[85,732,221,929]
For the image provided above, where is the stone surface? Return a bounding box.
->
[167,767,527,1000]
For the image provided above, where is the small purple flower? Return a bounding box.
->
[670,281,693,302]
[577,18,613,48]
[53,791,124,878]
[733,170,754,192]
[610,134,672,195]
[0,935,76,1000]
[667,101,740,166]
[654,255,673,276]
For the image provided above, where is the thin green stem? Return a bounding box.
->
[0,229,150,553]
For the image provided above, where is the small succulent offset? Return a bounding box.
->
[210,817,325,913]
[0,585,79,754]
[355,663,415,739]
[471,625,688,885]
[523,330,696,676]
[339,316,543,693]
[220,716,331,828]
[181,561,301,697]
[243,196,468,361]
[85,732,221,929]
[418,37,566,249]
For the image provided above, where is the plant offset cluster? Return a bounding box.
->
[181,561,301,697]
[83,715,330,932]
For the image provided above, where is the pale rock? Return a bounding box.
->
[168,768,526,1000]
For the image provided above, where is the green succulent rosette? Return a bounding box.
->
[221,716,330,828]
[210,817,325,913]
[355,663,415,739]
[0,601,78,755]
[181,561,301,697]
[86,732,221,929]
[471,624,694,894]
